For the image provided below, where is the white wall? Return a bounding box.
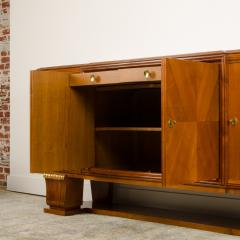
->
[9,0,240,196]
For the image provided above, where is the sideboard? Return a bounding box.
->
[30,50,240,235]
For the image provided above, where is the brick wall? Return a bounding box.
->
[0,0,9,187]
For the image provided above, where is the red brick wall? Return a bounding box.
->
[0,0,9,186]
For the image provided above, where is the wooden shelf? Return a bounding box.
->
[95,127,162,132]
[81,167,162,185]
[96,82,161,91]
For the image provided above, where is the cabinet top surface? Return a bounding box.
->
[37,50,240,72]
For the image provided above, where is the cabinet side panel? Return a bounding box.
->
[30,71,70,173]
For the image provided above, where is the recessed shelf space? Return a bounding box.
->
[95,83,161,128]
[95,131,161,173]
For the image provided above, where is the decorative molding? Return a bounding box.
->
[43,173,66,181]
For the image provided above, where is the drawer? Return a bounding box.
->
[70,70,118,86]
[70,66,161,87]
[119,66,161,83]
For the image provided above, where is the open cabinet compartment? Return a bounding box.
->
[94,83,161,175]
[71,82,162,181]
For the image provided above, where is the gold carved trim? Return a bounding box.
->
[43,173,66,181]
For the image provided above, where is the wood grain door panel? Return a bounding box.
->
[197,122,219,180]
[30,71,70,173]
[162,58,220,186]
[31,71,95,174]
[228,63,240,183]
[165,122,198,184]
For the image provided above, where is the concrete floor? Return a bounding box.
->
[0,190,239,240]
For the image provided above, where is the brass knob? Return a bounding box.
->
[168,119,177,128]
[90,74,96,82]
[144,70,151,79]
[229,117,239,126]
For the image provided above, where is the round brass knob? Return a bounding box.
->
[144,70,151,79]
[168,119,177,128]
[90,74,96,82]
[229,117,239,126]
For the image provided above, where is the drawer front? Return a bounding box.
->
[119,66,161,83]
[70,66,161,86]
[70,70,118,86]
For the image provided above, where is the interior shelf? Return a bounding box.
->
[96,82,161,91]
[95,127,162,132]
[81,167,162,183]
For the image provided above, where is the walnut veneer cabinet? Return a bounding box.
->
[31,50,240,235]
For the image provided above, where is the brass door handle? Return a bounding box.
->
[229,117,239,126]
[168,119,177,128]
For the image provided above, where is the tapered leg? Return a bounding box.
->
[43,173,84,216]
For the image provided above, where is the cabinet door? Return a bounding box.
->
[162,58,220,186]
[228,63,240,185]
[30,71,70,173]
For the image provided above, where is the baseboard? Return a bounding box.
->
[7,174,46,195]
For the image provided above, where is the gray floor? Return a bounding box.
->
[0,190,239,240]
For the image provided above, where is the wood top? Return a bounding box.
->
[37,50,235,73]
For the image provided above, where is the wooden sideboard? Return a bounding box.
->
[30,50,240,235]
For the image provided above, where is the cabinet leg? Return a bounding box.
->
[43,173,84,216]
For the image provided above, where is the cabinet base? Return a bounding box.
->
[43,174,240,236]
[43,202,240,236]
[89,206,240,236]
[44,205,240,236]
